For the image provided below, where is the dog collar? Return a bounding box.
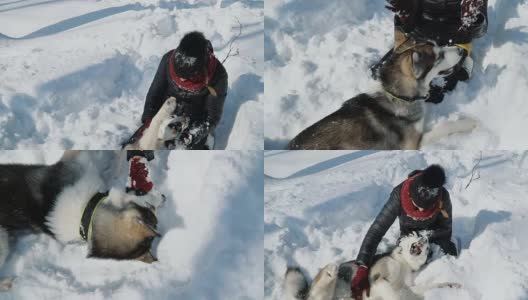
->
[384,90,429,103]
[79,191,109,241]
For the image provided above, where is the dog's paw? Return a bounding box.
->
[159,97,177,116]
[133,190,166,211]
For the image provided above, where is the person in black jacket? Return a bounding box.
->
[372,0,488,103]
[350,165,456,299]
[129,31,228,150]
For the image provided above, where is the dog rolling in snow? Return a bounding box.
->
[364,232,461,300]
[125,97,191,150]
[284,233,461,300]
[0,151,165,291]
[287,39,478,150]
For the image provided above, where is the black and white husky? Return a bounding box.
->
[0,151,165,290]
[284,232,461,300]
[125,97,190,150]
[287,40,477,150]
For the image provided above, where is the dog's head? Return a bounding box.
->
[394,232,430,271]
[89,201,161,263]
[380,41,464,100]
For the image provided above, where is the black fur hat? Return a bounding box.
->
[410,165,446,209]
[173,31,210,78]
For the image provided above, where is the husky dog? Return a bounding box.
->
[0,151,165,290]
[287,40,477,150]
[365,232,461,300]
[126,97,190,150]
[285,233,460,300]
[284,264,340,300]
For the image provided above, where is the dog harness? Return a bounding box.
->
[400,174,449,221]
[79,191,109,241]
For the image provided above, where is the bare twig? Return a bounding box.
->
[465,151,483,189]
[222,18,243,64]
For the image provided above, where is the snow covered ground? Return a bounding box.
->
[265,0,528,150]
[0,150,263,300]
[0,0,263,150]
[265,150,528,300]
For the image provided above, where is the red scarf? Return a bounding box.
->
[169,48,217,93]
[400,174,442,221]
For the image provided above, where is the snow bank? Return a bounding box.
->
[0,0,263,150]
[265,0,528,150]
[265,150,528,299]
[0,150,263,300]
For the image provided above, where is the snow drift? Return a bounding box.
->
[0,0,263,150]
[265,150,528,299]
[0,150,263,300]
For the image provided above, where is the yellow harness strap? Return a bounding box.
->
[455,43,472,55]
[439,201,449,219]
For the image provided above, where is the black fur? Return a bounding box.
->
[0,162,81,236]
[287,94,421,150]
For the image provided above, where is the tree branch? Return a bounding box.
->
[222,18,243,64]
[465,151,482,189]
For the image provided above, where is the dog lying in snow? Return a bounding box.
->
[125,97,191,150]
[284,232,461,300]
[287,40,478,150]
[364,232,461,300]
[0,151,165,291]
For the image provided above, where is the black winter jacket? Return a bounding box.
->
[355,180,452,266]
[394,0,488,45]
[141,50,228,132]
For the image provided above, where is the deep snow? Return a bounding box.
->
[265,150,528,300]
[0,150,263,300]
[264,0,528,150]
[0,0,263,150]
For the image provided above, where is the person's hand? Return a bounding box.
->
[351,265,370,300]
[386,0,420,28]
[179,130,194,146]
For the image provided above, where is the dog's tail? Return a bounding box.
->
[284,267,309,300]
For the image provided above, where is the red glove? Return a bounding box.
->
[351,265,370,300]
[127,156,153,195]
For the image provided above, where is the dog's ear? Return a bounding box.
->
[411,51,426,79]
[133,217,161,238]
[136,250,158,264]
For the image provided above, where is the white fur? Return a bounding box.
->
[366,232,461,300]
[421,117,479,147]
[45,168,106,243]
[284,264,339,300]
[137,97,178,150]
[307,264,338,300]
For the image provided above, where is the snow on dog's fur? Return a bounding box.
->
[126,97,190,150]
[0,151,165,291]
[365,232,461,300]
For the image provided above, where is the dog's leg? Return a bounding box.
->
[410,282,462,296]
[0,227,14,291]
[138,97,178,150]
[420,118,479,147]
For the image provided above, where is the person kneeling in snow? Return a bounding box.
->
[372,0,488,103]
[130,31,228,150]
[350,165,457,299]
